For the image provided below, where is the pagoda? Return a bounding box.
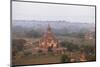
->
[34,24,67,54]
[39,24,59,49]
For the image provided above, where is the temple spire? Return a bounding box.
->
[47,24,51,31]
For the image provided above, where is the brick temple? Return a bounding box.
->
[34,24,67,54]
[39,24,59,49]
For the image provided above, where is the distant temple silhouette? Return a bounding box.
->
[84,31,94,40]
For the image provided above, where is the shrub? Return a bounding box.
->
[60,54,70,63]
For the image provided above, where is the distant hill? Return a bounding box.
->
[12,20,95,38]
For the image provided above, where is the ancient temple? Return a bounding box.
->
[35,24,67,54]
[84,32,93,40]
[39,24,59,49]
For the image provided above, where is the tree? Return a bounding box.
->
[26,30,41,38]
[12,39,26,52]
[60,41,80,52]
[60,54,70,63]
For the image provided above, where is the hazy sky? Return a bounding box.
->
[12,1,95,23]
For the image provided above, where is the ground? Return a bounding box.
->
[12,35,96,65]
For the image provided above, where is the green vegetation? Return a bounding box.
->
[12,39,27,58]
[60,41,80,52]
[12,34,96,65]
[60,54,70,63]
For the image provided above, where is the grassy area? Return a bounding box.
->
[13,54,62,65]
